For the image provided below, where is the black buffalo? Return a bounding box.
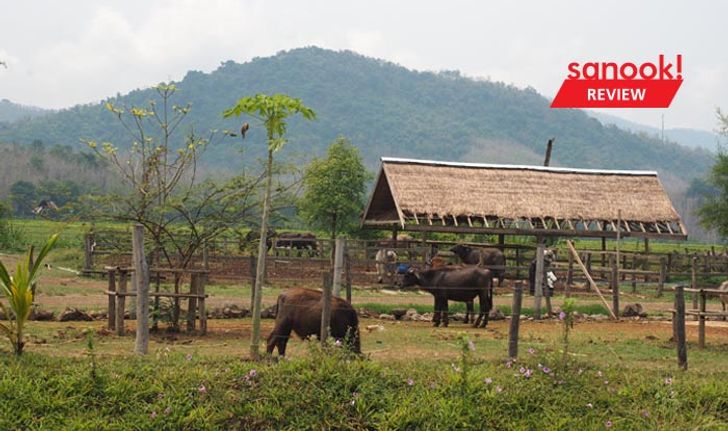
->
[275,232,318,256]
[401,266,493,328]
[450,244,506,286]
[266,288,360,356]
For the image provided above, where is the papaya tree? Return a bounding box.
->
[223,94,316,359]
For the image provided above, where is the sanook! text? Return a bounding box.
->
[551,55,683,108]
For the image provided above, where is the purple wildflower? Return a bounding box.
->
[604,380,609,385]
[334,339,342,347]
[505,360,513,368]
[542,367,552,374]
[524,369,533,378]
[605,420,613,428]
[559,311,566,320]
[641,409,650,418]
[150,411,157,419]
[198,384,207,394]
[527,347,536,355]
[664,377,673,385]
[468,340,476,352]
[586,403,593,409]
[484,377,493,385]
[407,378,414,386]
[495,386,503,393]
[596,371,603,377]
[185,353,193,361]
[519,366,526,374]
[248,369,257,379]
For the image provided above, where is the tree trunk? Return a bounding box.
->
[250,148,274,360]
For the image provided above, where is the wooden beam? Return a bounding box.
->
[566,240,618,319]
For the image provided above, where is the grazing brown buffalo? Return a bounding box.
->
[450,244,506,286]
[266,288,360,356]
[401,266,493,328]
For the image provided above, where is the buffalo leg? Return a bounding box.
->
[464,301,474,324]
[432,297,442,327]
[442,298,449,327]
[266,319,293,356]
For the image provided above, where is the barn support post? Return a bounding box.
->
[497,234,505,251]
[674,285,688,370]
[533,237,545,320]
[610,255,619,319]
[332,237,346,297]
[601,238,606,272]
[321,271,333,344]
[515,247,522,280]
[566,251,574,297]
[631,255,637,293]
[657,257,667,297]
[133,224,150,355]
[698,290,706,349]
[644,238,650,253]
[107,269,116,330]
[115,270,128,336]
[508,282,523,359]
[666,253,673,282]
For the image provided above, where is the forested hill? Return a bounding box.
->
[0,47,714,191]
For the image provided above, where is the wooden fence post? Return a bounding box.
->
[611,255,619,319]
[698,290,706,349]
[199,273,207,335]
[332,237,346,297]
[187,274,198,332]
[657,257,666,297]
[84,232,94,272]
[345,251,352,304]
[107,269,116,330]
[691,257,698,321]
[115,270,128,336]
[666,253,673,282]
[133,224,149,355]
[674,285,688,370]
[321,271,333,345]
[508,282,523,359]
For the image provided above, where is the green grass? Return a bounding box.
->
[0,340,726,430]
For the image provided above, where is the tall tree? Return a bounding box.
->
[223,94,316,360]
[299,136,371,241]
[697,109,728,238]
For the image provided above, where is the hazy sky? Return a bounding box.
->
[1,0,725,130]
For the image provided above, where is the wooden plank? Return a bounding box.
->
[698,290,706,349]
[321,272,332,345]
[116,270,128,336]
[133,224,149,355]
[566,240,617,319]
[107,270,116,330]
[674,285,688,370]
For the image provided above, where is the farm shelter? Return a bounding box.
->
[361,157,686,240]
[361,157,688,320]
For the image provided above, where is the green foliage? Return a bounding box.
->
[223,93,316,153]
[698,111,728,239]
[298,137,372,238]
[9,181,37,216]
[0,234,58,355]
[0,202,25,251]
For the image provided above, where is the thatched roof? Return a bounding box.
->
[362,158,686,239]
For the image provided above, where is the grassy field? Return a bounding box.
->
[2,317,728,430]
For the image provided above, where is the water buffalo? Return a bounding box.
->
[401,266,493,328]
[375,249,398,283]
[266,288,360,356]
[275,232,318,256]
[242,227,276,252]
[450,244,506,286]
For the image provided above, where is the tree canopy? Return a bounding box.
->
[697,110,728,239]
[299,137,372,239]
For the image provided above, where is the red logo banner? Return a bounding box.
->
[550,55,683,108]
